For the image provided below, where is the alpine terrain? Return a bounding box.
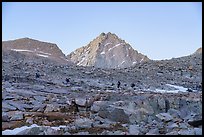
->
[2,35,202,135]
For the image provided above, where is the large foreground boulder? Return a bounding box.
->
[74,118,93,129]
[98,105,129,123]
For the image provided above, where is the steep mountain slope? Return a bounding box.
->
[2,38,70,64]
[67,32,149,68]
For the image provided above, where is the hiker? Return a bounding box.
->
[131,83,135,88]
[117,81,121,89]
[70,99,79,114]
[85,98,91,111]
[35,73,40,78]
[66,78,70,83]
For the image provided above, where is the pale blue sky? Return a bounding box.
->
[2,2,202,60]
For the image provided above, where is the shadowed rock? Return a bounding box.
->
[188,119,202,127]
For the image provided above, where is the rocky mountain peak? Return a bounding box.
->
[68,32,149,68]
[2,38,70,63]
[98,32,124,43]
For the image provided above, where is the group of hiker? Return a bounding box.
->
[35,71,135,89]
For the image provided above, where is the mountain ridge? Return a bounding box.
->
[2,36,201,68]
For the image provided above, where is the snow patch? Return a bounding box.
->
[120,61,125,65]
[115,43,125,47]
[166,84,188,92]
[85,51,89,54]
[104,43,112,46]
[155,89,179,93]
[50,125,67,130]
[154,84,189,93]
[100,51,105,55]
[77,57,86,65]
[2,124,40,135]
[11,49,34,52]
[106,90,117,93]
[143,84,194,93]
[39,51,52,55]
[87,47,90,50]
[140,57,144,62]
[108,43,125,51]
[36,54,49,58]
[2,124,67,135]
[10,49,51,57]
[118,61,125,67]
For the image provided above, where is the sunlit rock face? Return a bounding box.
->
[67,32,149,68]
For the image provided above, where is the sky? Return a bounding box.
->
[2,2,202,60]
